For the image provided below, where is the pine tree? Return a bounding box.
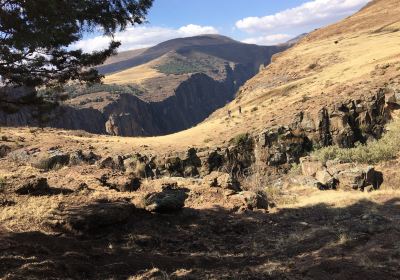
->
[0,0,153,87]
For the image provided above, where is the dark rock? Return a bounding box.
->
[31,151,70,170]
[125,154,155,179]
[15,177,74,196]
[182,148,201,177]
[0,198,16,207]
[116,177,141,192]
[206,149,224,173]
[15,177,51,195]
[165,156,184,177]
[203,171,241,191]
[70,150,100,165]
[258,126,312,167]
[236,191,268,210]
[0,144,11,158]
[140,187,188,213]
[50,201,135,234]
[98,156,124,170]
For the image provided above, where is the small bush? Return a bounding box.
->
[312,119,400,164]
[308,63,318,70]
[251,107,258,112]
[230,133,250,146]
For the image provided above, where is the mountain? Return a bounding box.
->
[0,34,288,136]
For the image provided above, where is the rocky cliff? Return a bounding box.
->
[0,35,287,136]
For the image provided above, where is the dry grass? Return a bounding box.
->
[104,62,165,85]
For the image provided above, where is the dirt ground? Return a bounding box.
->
[1,160,400,280]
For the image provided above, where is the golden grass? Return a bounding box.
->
[104,62,165,85]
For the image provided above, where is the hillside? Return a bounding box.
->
[2,0,400,279]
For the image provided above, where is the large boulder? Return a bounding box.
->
[182,148,201,177]
[164,156,184,177]
[258,126,312,167]
[335,166,383,191]
[125,154,155,179]
[387,89,400,107]
[234,191,268,211]
[69,150,100,165]
[48,201,135,234]
[112,177,142,192]
[15,177,51,195]
[98,156,124,171]
[140,187,188,213]
[300,156,325,177]
[203,171,241,191]
[31,151,70,170]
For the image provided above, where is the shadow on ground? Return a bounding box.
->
[1,198,400,279]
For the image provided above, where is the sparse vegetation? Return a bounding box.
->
[61,84,144,98]
[154,55,222,75]
[313,119,400,164]
[229,133,250,146]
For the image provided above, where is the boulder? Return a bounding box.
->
[125,155,154,179]
[114,177,141,192]
[96,175,141,192]
[203,171,240,191]
[15,177,51,195]
[165,156,184,177]
[236,191,268,210]
[387,90,400,106]
[300,156,324,177]
[49,201,135,234]
[315,169,333,185]
[69,150,100,165]
[205,150,224,173]
[0,144,11,158]
[98,156,124,170]
[335,167,368,191]
[31,151,70,170]
[140,187,188,213]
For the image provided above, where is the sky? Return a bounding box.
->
[74,0,371,52]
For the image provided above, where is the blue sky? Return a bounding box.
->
[147,0,305,38]
[74,0,371,52]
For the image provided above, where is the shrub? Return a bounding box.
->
[312,119,400,164]
[230,133,250,146]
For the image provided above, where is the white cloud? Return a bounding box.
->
[178,24,218,36]
[72,24,219,53]
[236,0,371,33]
[242,34,292,45]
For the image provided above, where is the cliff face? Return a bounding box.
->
[0,35,287,136]
[0,63,264,136]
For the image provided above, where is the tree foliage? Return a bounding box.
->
[0,0,153,87]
